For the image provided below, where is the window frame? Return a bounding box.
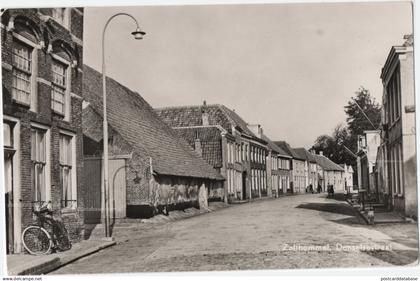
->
[59,130,77,209]
[386,64,402,127]
[11,32,39,112]
[51,54,72,120]
[30,123,51,203]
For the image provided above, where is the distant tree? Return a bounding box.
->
[312,124,354,166]
[312,134,335,158]
[312,87,380,166]
[344,86,381,152]
[312,87,380,188]
[331,123,354,165]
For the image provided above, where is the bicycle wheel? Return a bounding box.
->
[22,226,52,255]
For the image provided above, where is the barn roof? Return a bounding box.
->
[82,65,223,180]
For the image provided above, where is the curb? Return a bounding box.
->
[345,198,368,224]
[45,241,117,274]
[9,257,61,276]
[9,241,117,275]
[345,199,410,225]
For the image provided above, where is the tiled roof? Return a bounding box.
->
[293,148,317,163]
[218,105,257,138]
[261,134,291,158]
[155,104,258,139]
[82,65,223,180]
[274,141,304,160]
[173,126,223,169]
[313,154,344,171]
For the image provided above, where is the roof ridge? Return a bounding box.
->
[83,91,153,160]
[84,64,143,98]
[217,104,259,138]
[154,103,223,111]
[216,104,236,127]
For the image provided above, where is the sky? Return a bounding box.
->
[83,1,413,148]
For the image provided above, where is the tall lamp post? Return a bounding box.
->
[102,13,145,237]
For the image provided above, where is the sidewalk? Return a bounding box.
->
[7,239,116,275]
[345,194,410,224]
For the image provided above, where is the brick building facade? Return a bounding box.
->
[2,8,85,253]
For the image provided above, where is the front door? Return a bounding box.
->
[83,158,102,224]
[4,149,14,254]
[109,158,127,220]
[242,172,247,200]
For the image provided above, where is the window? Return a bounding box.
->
[245,144,248,161]
[251,169,255,190]
[60,134,76,208]
[227,142,231,163]
[387,65,401,124]
[227,169,231,193]
[231,143,234,163]
[31,128,47,201]
[3,122,13,148]
[236,144,240,162]
[263,171,266,190]
[12,41,33,106]
[3,121,16,162]
[257,170,260,190]
[52,8,70,28]
[51,59,68,115]
[228,143,232,163]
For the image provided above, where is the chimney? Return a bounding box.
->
[194,131,202,156]
[201,100,209,126]
[247,124,263,138]
[319,151,323,156]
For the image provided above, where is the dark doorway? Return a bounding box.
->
[4,149,15,254]
[242,172,247,200]
[83,158,102,224]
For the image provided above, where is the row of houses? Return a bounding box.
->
[2,7,354,255]
[356,34,417,219]
[155,103,355,200]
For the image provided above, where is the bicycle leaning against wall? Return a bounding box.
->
[21,201,72,255]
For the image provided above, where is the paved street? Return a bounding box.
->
[51,194,418,273]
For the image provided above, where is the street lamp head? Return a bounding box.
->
[132,28,146,40]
